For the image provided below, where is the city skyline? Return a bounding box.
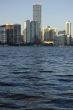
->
[0,0,73,34]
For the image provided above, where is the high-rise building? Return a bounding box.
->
[66,21,71,36]
[33,5,41,28]
[66,21,72,45]
[23,20,30,44]
[23,20,40,44]
[30,21,40,43]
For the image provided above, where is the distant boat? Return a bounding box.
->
[42,41,54,46]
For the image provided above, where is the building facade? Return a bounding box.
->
[44,26,56,42]
[30,21,40,43]
[0,27,7,44]
[1,24,21,45]
[65,21,72,45]
[23,20,40,44]
[33,5,41,29]
[23,20,30,44]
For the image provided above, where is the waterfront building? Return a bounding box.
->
[56,30,66,46]
[66,21,71,35]
[30,21,40,44]
[20,35,24,44]
[0,27,7,44]
[65,21,72,45]
[44,26,56,42]
[33,4,42,42]
[33,4,41,28]
[1,24,21,45]
[56,35,65,46]
[23,20,30,44]
[42,26,56,45]
[58,30,66,35]
[40,28,44,42]
[23,20,40,44]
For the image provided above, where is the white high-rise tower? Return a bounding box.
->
[33,5,41,28]
[66,21,72,45]
[66,21,71,36]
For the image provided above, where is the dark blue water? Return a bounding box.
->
[0,46,73,110]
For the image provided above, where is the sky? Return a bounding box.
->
[0,0,73,33]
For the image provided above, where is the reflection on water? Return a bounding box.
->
[0,46,73,110]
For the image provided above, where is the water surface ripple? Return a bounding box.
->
[0,46,73,110]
